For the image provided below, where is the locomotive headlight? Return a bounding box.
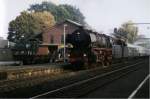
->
[83,53,87,57]
[68,54,70,57]
[99,51,102,54]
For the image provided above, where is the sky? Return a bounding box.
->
[0,0,150,39]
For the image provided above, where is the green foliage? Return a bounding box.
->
[8,12,37,42]
[8,11,55,55]
[31,11,55,31]
[28,1,85,24]
[7,11,55,43]
[113,21,138,43]
[13,39,40,55]
[59,4,85,24]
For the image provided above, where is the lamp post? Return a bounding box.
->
[63,24,67,62]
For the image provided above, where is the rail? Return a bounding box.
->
[31,60,144,98]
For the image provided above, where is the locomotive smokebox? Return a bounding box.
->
[66,28,91,48]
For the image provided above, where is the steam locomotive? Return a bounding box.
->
[66,27,149,68]
[66,27,112,68]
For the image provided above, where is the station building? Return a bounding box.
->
[36,19,83,61]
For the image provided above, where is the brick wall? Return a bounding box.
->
[36,46,49,55]
[43,22,80,45]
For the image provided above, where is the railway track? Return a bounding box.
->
[0,58,145,98]
[30,59,146,98]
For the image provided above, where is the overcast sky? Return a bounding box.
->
[0,0,150,39]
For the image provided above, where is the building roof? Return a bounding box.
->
[134,38,150,49]
[127,43,143,48]
[53,19,83,28]
[65,19,83,27]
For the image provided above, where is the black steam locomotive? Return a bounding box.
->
[66,27,112,68]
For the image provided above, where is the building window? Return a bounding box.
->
[51,35,54,44]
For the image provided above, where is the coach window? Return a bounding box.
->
[51,35,54,44]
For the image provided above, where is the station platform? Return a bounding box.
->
[0,64,66,81]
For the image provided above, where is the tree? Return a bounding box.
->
[8,11,55,59]
[31,11,55,31]
[7,11,55,43]
[28,1,85,24]
[59,4,85,24]
[113,21,138,43]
